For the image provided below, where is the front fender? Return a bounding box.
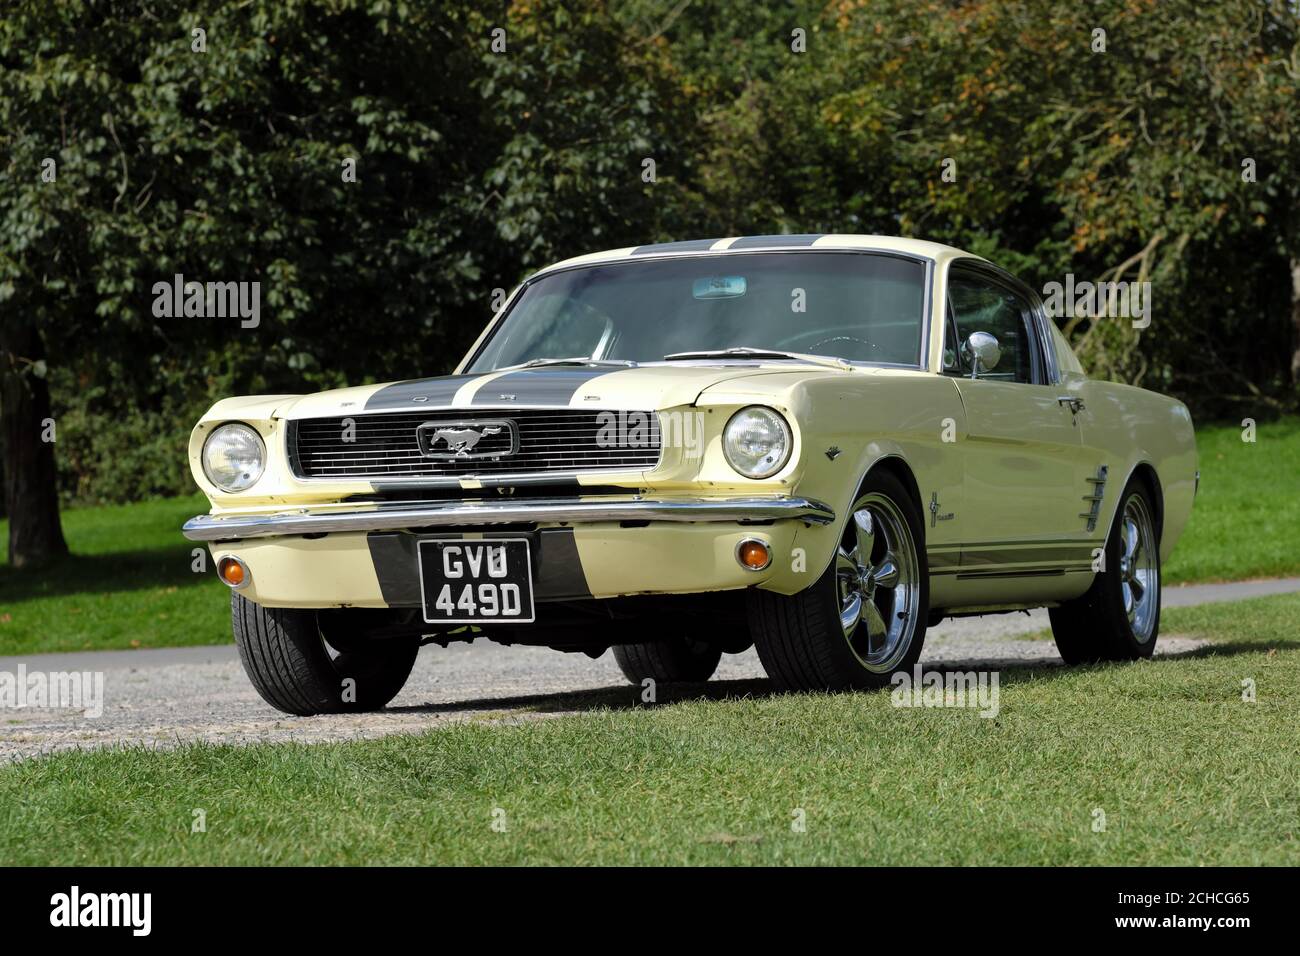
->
[701,370,967,596]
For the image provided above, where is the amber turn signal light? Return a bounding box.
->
[736,538,772,571]
[218,556,248,588]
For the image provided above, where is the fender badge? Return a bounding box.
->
[498,394,516,401]
[929,492,955,528]
[825,446,842,460]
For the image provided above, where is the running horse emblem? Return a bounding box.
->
[426,425,503,457]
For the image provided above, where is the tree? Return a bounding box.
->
[659,0,1300,414]
[0,0,490,561]
[1,321,66,566]
[0,0,691,540]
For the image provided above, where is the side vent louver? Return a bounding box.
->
[1080,464,1108,532]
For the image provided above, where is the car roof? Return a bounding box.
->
[532,234,984,278]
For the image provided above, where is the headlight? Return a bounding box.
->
[202,423,266,492]
[723,406,792,479]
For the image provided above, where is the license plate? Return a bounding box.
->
[417,538,536,624]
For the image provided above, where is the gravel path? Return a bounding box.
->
[3,577,1296,763]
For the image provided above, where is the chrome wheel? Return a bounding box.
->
[835,493,920,673]
[1119,492,1159,643]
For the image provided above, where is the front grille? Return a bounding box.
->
[288,409,662,480]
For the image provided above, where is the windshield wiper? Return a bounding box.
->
[511,357,638,369]
[662,347,852,370]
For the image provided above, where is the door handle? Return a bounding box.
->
[1057,396,1085,413]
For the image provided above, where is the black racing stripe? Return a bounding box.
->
[364,374,481,411]
[727,234,823,249]
[367,532,424,606]
[471,367,612,406]
[356,478,585,497]
[629,238,720,256]
[533,528,592,600]
[472,477,584,492]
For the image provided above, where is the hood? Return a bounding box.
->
[274,363,842,419]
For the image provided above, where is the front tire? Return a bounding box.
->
[748,470,929,691]
[1050,478,1161,664]
[231,593,419,715]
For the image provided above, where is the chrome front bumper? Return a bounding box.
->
[182,495,836,542]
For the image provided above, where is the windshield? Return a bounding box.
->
[466,252,927,371]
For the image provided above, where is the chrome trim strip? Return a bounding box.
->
[183,496,836,542]
[292,467,657,488]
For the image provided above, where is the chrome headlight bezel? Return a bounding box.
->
[722,406,793,479]
[201,422,266,493]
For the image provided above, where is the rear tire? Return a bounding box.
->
[612,638,722,684]
[231,593,419,716]
[748,470,929,691]
[1050,478,1161,664]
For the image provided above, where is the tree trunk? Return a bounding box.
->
[1291,258,1300,388]
[1,319,67,568]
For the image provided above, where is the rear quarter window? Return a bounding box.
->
[1047,319,1084,375]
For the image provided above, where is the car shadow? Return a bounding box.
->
[1176,638,1300,659]
[389,640,1232,717]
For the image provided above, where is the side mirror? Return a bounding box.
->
[962,331,1001,379]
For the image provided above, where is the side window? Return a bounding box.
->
[946,272,1035,383]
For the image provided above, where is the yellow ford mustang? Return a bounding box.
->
[184,235,1197,715]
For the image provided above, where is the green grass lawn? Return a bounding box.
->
[0,593,1295,865]
[0,416,1296,655]
[0,495,230,655]
[1164,416,1300,584]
